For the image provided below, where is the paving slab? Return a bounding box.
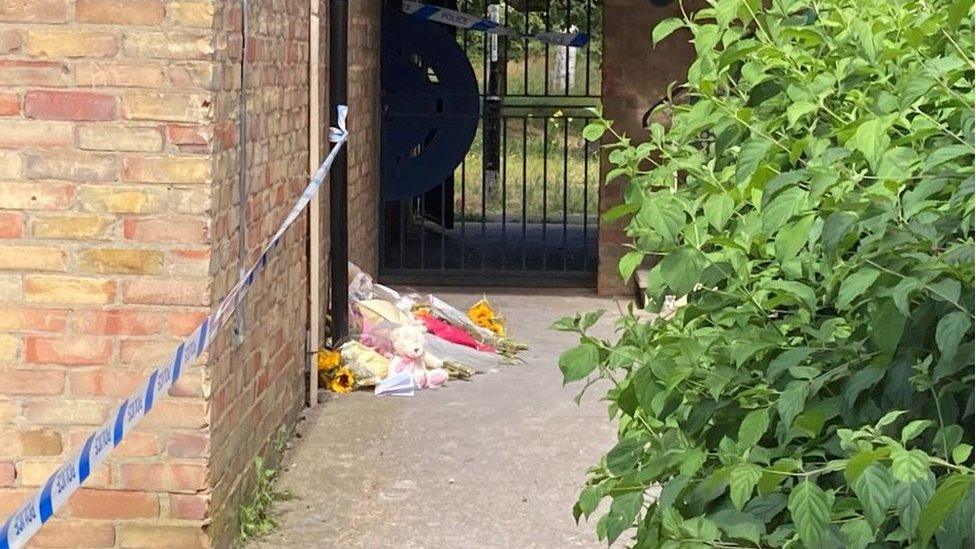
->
[251,289,626,549]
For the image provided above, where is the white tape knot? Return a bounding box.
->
[329,104,349,143]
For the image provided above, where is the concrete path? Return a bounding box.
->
[251,289,625,549]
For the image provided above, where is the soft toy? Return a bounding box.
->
[389,323,448,389]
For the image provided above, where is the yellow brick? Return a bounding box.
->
[0,274,21,300]
[0,121,73,149]
[0,334,18,362]
[25,153,117,182]
[0,400,16,423]
[0,246,66,271]
[31,214,114,239]
[0,151,20,179]
[122,32,213,60]
[122,156,211,184]
[75,61,165,88]
[167,62,213,88]
[25,275,115,304]
[77,126,162,152]
[172,187,211,214]
[78,186,164,214]
[167,1,214,27]
[0,182,75,210]
[79,248,164,275]
[26,30,117,58]
[122,92,210,123]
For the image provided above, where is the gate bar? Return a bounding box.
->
[329,0,349,344]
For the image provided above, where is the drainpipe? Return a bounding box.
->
[308,0,322,405]
[234,0,249,346]
[329,0,349,345]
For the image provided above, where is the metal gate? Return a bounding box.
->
[380,0,601,286]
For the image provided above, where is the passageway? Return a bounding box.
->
[252,290,622,548]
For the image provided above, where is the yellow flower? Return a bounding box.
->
[329,366,356,394]
[467,298,505,336]
[317,349,341,372]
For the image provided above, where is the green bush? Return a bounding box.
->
[561,0,974,546]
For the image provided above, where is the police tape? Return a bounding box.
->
[402,1,590,48]
[0,106,350,549]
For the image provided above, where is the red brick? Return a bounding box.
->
[76,0,164,25]
[170,493,209,520]
[28,520,115,548]
[0,462,14,486]
[167,310,208,336]
[69,309,165,335]
[0,368,65,396]
[167,431,209,458]
[119,462,207,491]
[0,212,22,238]
[66,488,159,519]
[165,124,210,151]
[26,336,113,366]
[25,90,117,122]
[0,93,19,116]
[67,368,146,398]
[124,216,208,244]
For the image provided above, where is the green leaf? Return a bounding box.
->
[935,311,972,360]
[871,300,906,355]
[738,408,769,450]
[729,463,763,510]
[774,214,815,261]
[605,491,643,544]
[579,486,600,519]
[845,447,891,483]
[767,347,816,383]
[607,438,643,476]
[787,101,818,125]
[895,473,936,535]
[558,344,600,384]
[638,195,685,243]
[777,381,808,430]
[852,464,893,527]
[603,202,640,223]
[582,122,606,142]
[736,138,773,184]
[848,115,894,172]
[836,267,880,310]
[658,475,689,509]
[710,509,764,544]
[788,480,833,548]
[952,444,973,465]
[651,17,685,45]
[821,211,858,257]
[703,192,734,230]
[918,474,974,546]
[618,251,644,282]
[841,518,875,549]
[901,420,934,443]
[890,447,931,483]
[657,247,703,297]
[761,187,806,234]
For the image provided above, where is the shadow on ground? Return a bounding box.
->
[250,289,626,548]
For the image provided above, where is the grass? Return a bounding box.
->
[455,54,602,223]
[235,427,294,547]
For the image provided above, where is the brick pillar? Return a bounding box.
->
[597,0,698,296]
[0,0,215,546]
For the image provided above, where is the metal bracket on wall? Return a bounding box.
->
[233,0,249,346]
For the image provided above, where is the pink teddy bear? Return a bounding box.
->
[389,324,448,389]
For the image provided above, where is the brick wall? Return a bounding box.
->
[597,0,697,295]
[0,0,216,546]
[0,1,382,547]
[346,0,381,275]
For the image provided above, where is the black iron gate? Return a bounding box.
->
[380,0,601,286]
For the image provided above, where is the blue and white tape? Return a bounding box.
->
[0,107,349,549]
[402,1,590,48]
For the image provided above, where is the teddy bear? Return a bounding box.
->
[389,323,448,389]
